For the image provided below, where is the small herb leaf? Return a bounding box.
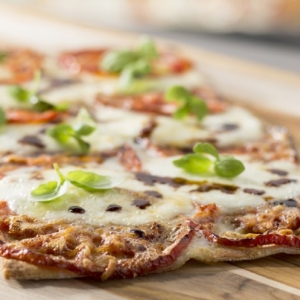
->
[164,85,190,102]
[193,142,219,159]
[164,86,208,121]
[8,85,31,102]
[173,104,189,119]
[137,37,158,59]
[30,180,68,202]
[189,96,208,121]
[66,170,122,192]
[101,50,138,73]
[74,108,96,136]
[214,156,245,178]
[48,124,75,144]
[173,142,245,178]
[0,107,6,126]
[173,154,213,174]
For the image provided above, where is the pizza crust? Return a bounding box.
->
[0,258,80,280]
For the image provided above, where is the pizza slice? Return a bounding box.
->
[0,40,299,281]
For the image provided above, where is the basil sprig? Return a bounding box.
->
[30,163,122,202]
[48,108,96,154]
[165,86,208,121]
[0,107,6,126]
[173,142,245,178]
[0,51,7,63]
[8,70,66,112]
[101,37,158,93]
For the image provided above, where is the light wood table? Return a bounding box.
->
[0,3,300,299]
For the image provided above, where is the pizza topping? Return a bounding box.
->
[144,190,163,198]
[164,86,208,121]
[18,135,45,149]
[192,183,238,194]
[0,49,42,84]
[272,199,298,207]
[101,38,158,94]
[30,164,123,201]
[267,168,288,176]
[118,144,142,171]
[0,206,194,279]
[265,178,297,187]
[48,108,96,154]
[221,123,239,131]
[243,188,265,195]
[0,107,6,126]
[135,172,181,187]
[8,71,63,113]
[106,204,122,212]
[6,109,62,124]
[68,206,86,214]
[133,198,151,210]
[173,142,245,178]
[134,119,157,147]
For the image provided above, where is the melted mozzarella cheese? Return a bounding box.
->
[0,154,299,227]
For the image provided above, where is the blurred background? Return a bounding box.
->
[1,0,300,73]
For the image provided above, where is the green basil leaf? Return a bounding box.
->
[29,180,68,202]
[164,86,190,102]
[101,50,138,73]
[193,142,219,159]
[173,104,189,119]
[214,156,245,178]
[189,96,208,121]
[137,37,158,59]
[8,85,31,102]
[74,136,90,154]
[30,96,55,112]
[173,153,213,174]
[48,123,75,144]
[0,51,7,63]
[66,170,122,192]
[0,107,6,126]
[74,108,96,136]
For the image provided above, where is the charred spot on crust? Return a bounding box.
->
[130,229,146,239]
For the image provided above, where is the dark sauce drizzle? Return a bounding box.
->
[68,206,85,214]
[106,204,122,212]
[265,178,297,187]
[267,169,288,176]
[272,199,298,208]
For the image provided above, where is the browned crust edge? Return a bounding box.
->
[0,258,80,280]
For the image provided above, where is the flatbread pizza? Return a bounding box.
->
[0,40,299,280]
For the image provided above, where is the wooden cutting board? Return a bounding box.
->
[0,3,300,299]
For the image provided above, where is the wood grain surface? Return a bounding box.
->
[0,3,300,300]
